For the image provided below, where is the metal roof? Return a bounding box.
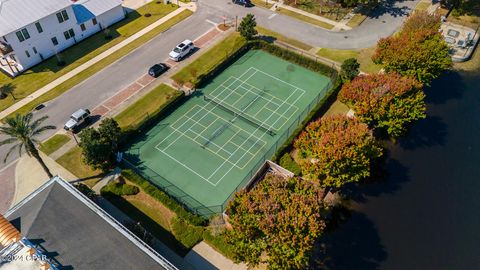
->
[73,0,123,24]
[0,0,123,37]
[0,0,72,36]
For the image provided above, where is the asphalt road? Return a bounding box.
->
[0,0,419,169]
[203,0,419,49]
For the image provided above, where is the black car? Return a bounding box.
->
[148,63,169,77]
[232,0,252,7]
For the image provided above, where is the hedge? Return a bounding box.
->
[100,181,140,196]
[279,153,302,175]
[203,231,237,261]
[248,40,338,80]
[171,217,205,249]
[121,169,206,226]
[120,91,186,145]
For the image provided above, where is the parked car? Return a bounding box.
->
[232,0,252,7]
[64,109,91,132]
[169,40,194,61]
[148,63,169,77]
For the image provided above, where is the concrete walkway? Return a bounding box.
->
[0,2,196,120]
[185,241,247,270]
[92,167,121,194]
[12,153,76,206]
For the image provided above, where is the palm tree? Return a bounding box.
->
[0,113,56,178]
[0,83,16,100]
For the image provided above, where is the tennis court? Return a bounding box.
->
[124,50,332,216]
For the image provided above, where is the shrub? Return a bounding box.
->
[121,170,206,226]
[100,181,139,196]
[203,230,237,261]
[279,153,301,175]
[171,217,205,249]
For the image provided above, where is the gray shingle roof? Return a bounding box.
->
[5,177,177,270]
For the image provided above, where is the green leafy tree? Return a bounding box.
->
[294,115,382,189]
[0,113,56,178]
[79,118,122,171]
[238,14,257,40]
[98,118,122,151]
[341,58,360,81]
[339,73,426,137]
[372,13,451,85]
[227,174,326,269]
[79,128,112,172]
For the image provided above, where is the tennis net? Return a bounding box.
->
[204,94,277,136]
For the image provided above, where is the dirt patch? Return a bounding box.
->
[217,24,230,31]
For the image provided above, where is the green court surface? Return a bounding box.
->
[124,50,332,216]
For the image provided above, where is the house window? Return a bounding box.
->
[92,18,97,25]
[56,10,69,23]
[33,47,37,54]
[25,50,30,58]
[51,37,58,46]
[63,29,75,40]
[35,22,43,33]
[80,23,86,31]
[15,28,30,42]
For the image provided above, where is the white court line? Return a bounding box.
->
[160,68,255,152]
[208,76,301,131]
[179,106,267,164]
[152,66,311,187]
[252,67,307,94]
[212,77,302,183]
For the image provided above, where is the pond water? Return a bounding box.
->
[320,69,480,269]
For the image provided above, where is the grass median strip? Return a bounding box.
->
[6,9,193,120]
[256,26,313,51]
[276,7,335,30]
[39,134,71,155]
[316,47,382,74]
[0,2,179,113]
[114,83,182,130]
[171,33,247,84]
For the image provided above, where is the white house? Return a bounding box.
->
[0,0,125,77]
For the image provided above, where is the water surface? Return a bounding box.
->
[321,69,480,269]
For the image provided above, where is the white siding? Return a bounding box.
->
[3,4,125,73]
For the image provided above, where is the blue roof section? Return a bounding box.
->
[72,4,95,24]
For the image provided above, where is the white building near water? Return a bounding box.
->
[0,0,125,77]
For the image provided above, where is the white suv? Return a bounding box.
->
[169,40,194,61]
[64,109,90,132]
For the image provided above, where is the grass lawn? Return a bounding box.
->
[39,134,70,155]
[346,13,368,28]
[0,2,178,113]
[276,7,335,30]
[114,84,182,130]
[6,9,193,120]
[251,0,274,9]
[256,26,313,51]
[171,33,247,84]
[322,100,350,118]
[56,146,103,188]
[415,1,431,11]
[316,47,382,74]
